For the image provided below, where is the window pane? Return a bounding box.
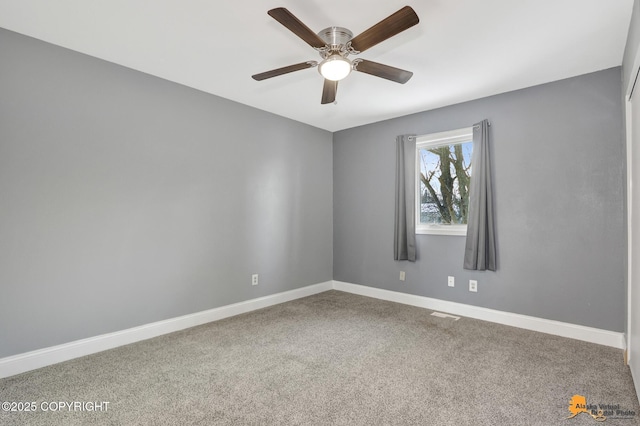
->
[418,141,472,225]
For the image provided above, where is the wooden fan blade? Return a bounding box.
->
[349,6,419,53]
[268,8,326,49]
[321,79,338,104]
[353,60,413,84]
[252,61,317,81]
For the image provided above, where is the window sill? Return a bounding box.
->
[416,226,467,236]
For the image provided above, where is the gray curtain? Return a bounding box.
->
[394,134,417,261]
[464,120,497,271]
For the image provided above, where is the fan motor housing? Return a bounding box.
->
[317,27,353,51]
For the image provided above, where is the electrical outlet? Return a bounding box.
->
[469,280,477,292]
[252,274,259,286]
[399,271,406,281]
[448,276,455,287]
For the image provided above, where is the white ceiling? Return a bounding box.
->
[0,0,633,132]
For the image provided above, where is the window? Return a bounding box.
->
[416,127,473,235]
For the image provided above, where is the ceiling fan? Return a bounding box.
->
[251,6,420,104]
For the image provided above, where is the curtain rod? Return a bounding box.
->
[407,121,490,140]
[473,121,491,128]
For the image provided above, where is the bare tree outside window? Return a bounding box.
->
[418,141,472,225]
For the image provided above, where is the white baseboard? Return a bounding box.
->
[1,279,625,379]
[332,281,626,349]
[0,281,333,379]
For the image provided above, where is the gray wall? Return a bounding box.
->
[333,67,626,332]
[0,29,333,358]
[0,25,627,360]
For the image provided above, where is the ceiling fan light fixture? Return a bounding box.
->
[255,7,419,103]
[319,54,352,81]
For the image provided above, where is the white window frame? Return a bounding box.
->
[415,127,473,236]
